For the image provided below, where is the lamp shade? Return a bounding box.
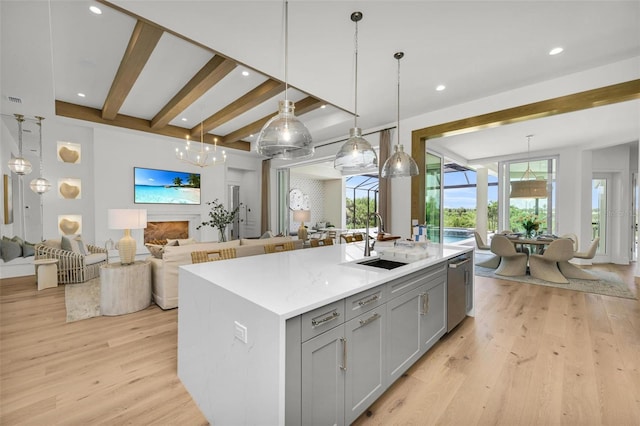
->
[108,209,147,230]
[30,177,51,194]
[334,128,378,175]
[8,157,32,175]
[380,144,419,178]
[293,209,310,223]
[510,179,548,198]
[256,100,314,160]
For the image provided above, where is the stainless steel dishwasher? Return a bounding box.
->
[447,254,472,332]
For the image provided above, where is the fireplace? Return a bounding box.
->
[144,214,201,243]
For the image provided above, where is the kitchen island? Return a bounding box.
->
[178,242,473,425]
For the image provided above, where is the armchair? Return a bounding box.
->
[35,239,107,284]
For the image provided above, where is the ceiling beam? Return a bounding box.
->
[410,78,640,226]
[190,80,285,137]
[151,56,237,130]
[102,20,163,121]
[56,100,250,152]
[222,96,325,145]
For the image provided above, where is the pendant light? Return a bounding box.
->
[7,114,33,175]
[30,116,52,194]
[510,134,548,198]
[334,11,378,175]
[256,0,313,160]
[381,52,418,178]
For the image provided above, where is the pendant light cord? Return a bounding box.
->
[284,0,289,102]
[354,17,359,128]
[36,117,44,175]
[396,53,402,147]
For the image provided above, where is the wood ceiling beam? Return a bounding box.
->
[410,78,640,226]
[56,100,250,152]
[151,56,237,130]
[221,96,325,145]
[190,80,285,137]
[102,20,163,121]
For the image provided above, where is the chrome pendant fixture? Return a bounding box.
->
[7,114,33,175]
[334,11,377,175]
[510,134,548,198]
[30,116,52,194]
[256,0,313,160]
[381,52,418,178]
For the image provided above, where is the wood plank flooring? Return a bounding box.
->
[1,264,638,425]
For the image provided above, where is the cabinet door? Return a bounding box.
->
[420,281,446,353]
[302,325,346,426]
[344,308,386,425]
[385,285,423,383]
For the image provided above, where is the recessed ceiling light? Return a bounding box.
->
[549,47,563,56]
[436,84,446,91]
[77,92,86,98]
[89,6,102,15]
[181,117,188,122]
[320,104,327,109]
[241,70,250,77]
[250,134,254,138]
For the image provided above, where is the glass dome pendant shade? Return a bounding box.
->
[256,1,313,160]
[257,99,314,160]
[381,52,419,178]
[334,11,377,175]
[30,116,51,194]
[8,114,33,176]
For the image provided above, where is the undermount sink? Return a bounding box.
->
[355,258,408,270]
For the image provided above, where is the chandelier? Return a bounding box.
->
[175,121,226,167]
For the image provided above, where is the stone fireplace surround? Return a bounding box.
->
[143,214,201,244]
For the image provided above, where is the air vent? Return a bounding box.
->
[7,96,22,104]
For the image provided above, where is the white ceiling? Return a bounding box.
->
[1,1,639,170]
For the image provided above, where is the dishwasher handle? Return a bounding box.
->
[449,257,471,268]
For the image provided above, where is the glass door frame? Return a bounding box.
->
[425,150,443,243]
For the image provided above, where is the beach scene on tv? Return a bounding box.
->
[134,167,201,204]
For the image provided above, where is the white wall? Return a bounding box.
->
[323,179,344,228]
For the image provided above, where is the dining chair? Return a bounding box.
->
[528,239,574,283]
[474,231,491,250]
[491,234,528,276]
[340,234,357,244]
[474,231,500,268]
[310,238,334,248]
[264,241,296,254]
[191,248,237,264]
[573,237,600,260]
[560,233,579,251]
[353,233,364,242]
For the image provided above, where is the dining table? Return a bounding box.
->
[505,235,557,254]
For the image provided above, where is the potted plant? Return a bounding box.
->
[197,199,239,242]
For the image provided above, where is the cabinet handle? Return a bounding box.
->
[464,269,469,284]
[359,312,380,327]
[358,294,379,307]
[420,293,429,315]
[340,338,347,371]
[311,311,340,327]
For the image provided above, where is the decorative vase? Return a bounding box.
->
[219,227,227,242]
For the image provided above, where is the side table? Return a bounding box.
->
[100,260,151,316]
[34,259,59,291]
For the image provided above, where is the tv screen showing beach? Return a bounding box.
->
[134,167,201,204]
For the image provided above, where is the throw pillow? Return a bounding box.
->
[1,239,22,262]
[145,243,164,259]
[165,239,179,246]
[176,238,197,246]
[22,241,35,257]
[61,235,85,254]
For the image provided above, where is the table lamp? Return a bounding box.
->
[293,209,311,241]
[108,209,147,265]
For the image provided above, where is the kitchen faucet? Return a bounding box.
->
[363,212,381,257]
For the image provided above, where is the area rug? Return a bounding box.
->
[64,277,101,322]
[474,265,636,300]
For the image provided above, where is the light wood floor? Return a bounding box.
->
[1,264,638,425]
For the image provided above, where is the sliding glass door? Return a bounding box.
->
[425,152,442,243]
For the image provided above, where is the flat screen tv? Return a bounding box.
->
[134,167,201,205]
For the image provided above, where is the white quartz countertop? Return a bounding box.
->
[181,242,472,319]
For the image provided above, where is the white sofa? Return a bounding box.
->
[148,236,303,309]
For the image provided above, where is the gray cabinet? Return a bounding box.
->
[288,259,452,425]
[345,308,386,425]
[301,324,346,426]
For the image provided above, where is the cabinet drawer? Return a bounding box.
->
[387,263,446,299]
[345,285,385,321]
[301,300,345,342]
